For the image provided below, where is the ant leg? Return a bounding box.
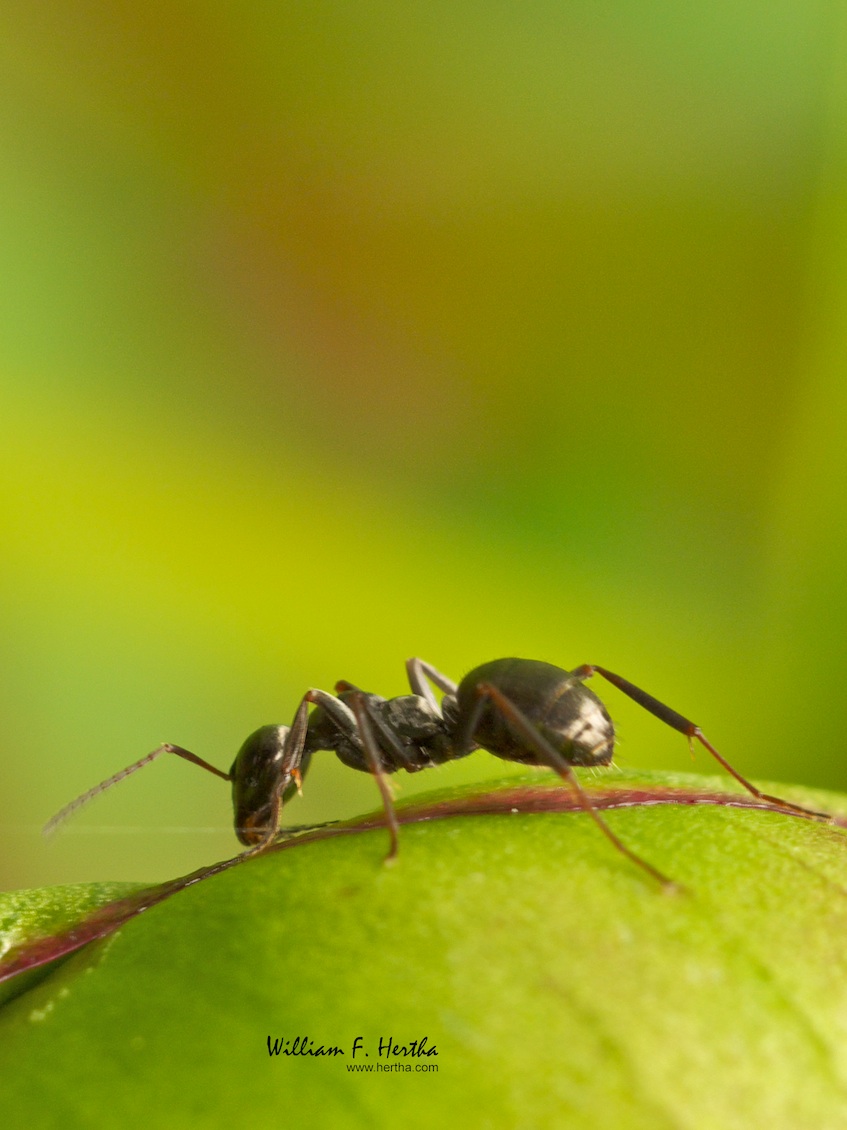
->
[577,665,831,822]
[287,687,402,860]
[240,698,315,856]
[242,686,391,855]
[44,744,231,838]
[334,681,420,772]
[472,681,677,889]
[240,784,285,857]
[347,692,400,863]
[406,658,458,708]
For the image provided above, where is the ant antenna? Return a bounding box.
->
[43,743,231,838]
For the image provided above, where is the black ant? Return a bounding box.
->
[45,657,829,888]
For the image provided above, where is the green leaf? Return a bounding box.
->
[3,769,847,1129]
[0,880,143,1007]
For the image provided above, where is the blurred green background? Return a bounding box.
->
[2,2,847,890]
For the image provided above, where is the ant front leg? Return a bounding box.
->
[286,685,402,864]
[235,698,316,857]
[465,682,677,890]
[575,665,831,822]
[236,688,358,856]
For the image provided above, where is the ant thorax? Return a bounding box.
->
[380,695,445,740]
[375,695,456,770]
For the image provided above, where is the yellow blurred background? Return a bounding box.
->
[2,3,847,889]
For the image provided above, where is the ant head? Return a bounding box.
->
[230,724,291,846]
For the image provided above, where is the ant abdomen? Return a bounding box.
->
[458,659,614,767]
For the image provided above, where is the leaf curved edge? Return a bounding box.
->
[3,766,845,999]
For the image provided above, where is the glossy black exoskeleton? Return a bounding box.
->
[46,656,829,888]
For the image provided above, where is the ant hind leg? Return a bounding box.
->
[581,665,831,823]
[471,681,677,890]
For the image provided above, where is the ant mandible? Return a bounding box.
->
[45,657,829,888]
